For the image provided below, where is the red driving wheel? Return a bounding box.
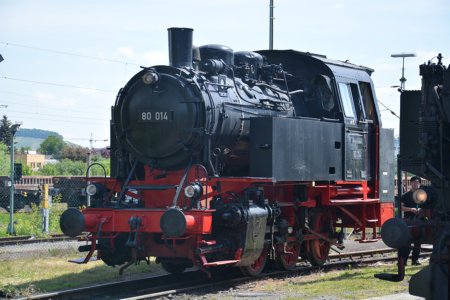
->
[276,241,301,270]
[307,210,332,266]
[240,245,269,276]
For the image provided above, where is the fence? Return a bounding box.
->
[0,174,433,211]
[0,176,87,212]
[0,174,432,238]
[0,176,89,238]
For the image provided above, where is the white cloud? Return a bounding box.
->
[113,48,167,66]
[331,1,344,9]
[116,47,136,60]
[34,91,77,107]
[372,60,398,73]
[142,51,168,66]
[76,88,101,96]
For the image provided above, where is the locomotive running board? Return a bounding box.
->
[198,250,239,267]
[202,260,239,267]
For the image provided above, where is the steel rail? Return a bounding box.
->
[0,234,76,247]
[19,248,431,300]
[124,249,432,300]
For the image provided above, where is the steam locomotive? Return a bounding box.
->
[60,28,394,276]
[376,54,449,299]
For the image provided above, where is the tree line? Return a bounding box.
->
[16,128,62,139]
[0,115,14,146]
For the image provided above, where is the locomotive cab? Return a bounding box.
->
[251,51,391,187]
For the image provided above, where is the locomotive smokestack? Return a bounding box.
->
[168,27,193,68]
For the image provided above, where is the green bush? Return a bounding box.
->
[0,204,64,238]
[35,158,110,176]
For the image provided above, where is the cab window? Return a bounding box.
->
[338,82,356,119]
[350,83,365,121]
[358,81,377,123]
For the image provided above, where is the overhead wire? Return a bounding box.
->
[377,100,399,119]
[2,41,404,131]
[0,41,133,96]
[0,90,112,114]
[0,42,140,66]
[1,76,116,93]
[6,109,109,122]
[69,137,108,141]
[5,113,107,125]
[4,103,110,119]
[0,41,129,133]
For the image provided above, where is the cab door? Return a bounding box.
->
[338,81,370,181]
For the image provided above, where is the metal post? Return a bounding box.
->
[269,0,274,50]
[396,154,402,218]
[6,138,15,235]
[84,133,107,207]
[400,57,405,90]
[86,150,91,207]
[42,184,50,234]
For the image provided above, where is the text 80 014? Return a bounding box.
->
[139,111,174,122]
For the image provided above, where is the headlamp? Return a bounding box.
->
[413,188,427,205]
[86,184,98,196]
[184,183,202,199]
[142,70,159,85]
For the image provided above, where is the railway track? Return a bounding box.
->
[0,234,76,247]
[17,247,432,300]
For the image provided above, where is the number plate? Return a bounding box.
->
[139,111,174,122]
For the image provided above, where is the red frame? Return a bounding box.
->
[80,174,392,265]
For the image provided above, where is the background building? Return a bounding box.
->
[16,151,45,171]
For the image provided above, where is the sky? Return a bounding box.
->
[0,0,449,148]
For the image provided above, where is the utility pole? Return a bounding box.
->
[87,136,92,207]
[1,56,7,112]
[391,53,416,91]
[0,55,6,110]
[391,52,416,216]
[6,123,21,235]
[269,0,274,50]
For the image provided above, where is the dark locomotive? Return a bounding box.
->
[376,54,449,299]
[60,28,394,276]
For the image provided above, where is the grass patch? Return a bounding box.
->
[255,264,422,299]
[0,254,425,300]
[0,250,161,298]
